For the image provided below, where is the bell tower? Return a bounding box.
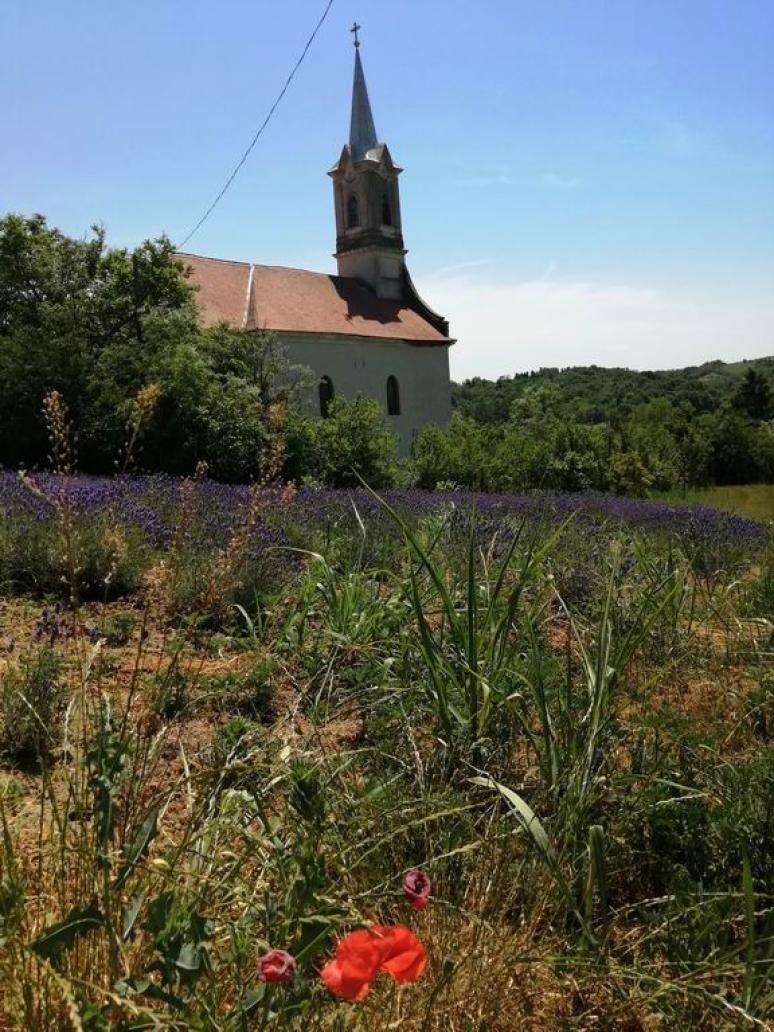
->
[329,25,406,300]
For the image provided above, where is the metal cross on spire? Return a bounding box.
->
[350,21,361,48]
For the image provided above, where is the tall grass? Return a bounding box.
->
[0,455,771,1027]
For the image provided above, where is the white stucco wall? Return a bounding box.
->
[278,331,451,455]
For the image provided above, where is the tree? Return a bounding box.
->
[287,397,399,489]
[709,412,765,485]
[732,369,773,421]
[0,214,310,482]
[0,214,195,470]
[410,413,500,491]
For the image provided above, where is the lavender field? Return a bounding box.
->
[2,469,767,541]
[1,468,767,592]
[0,468,772,1029]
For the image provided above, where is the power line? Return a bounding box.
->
[177,0,336,249]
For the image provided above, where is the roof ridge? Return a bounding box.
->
[251,263,332,276]
[176,251,251,268]
[251,265,378,290]
[179,254,334,279]
[242,264,255,330]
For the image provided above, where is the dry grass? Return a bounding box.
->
[0,522,771,1029]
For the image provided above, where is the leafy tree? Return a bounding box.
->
[442,357,774,494]
[607,451,654,496]
[708,412,767,485]
[287,397,399,489]
[0,214,194,469]
[0,214,310,482]
[732,368,773,421]
[676,422,712,489]
[410,413,492,491]
[453,359,773,426]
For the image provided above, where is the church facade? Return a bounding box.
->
[177,40,453,454]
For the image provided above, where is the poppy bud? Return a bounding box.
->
[257,948,297,984]
[403,868,431,910]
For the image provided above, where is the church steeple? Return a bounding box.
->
[329,27,406,300]
[349,46,378,161]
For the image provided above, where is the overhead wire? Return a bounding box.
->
[177,0,335,249]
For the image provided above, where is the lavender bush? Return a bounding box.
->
[0,468,767,603]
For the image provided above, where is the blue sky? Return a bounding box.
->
[3,0,773,379]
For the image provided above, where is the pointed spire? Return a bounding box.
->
[349,43,378,160]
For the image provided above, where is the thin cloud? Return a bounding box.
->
[540,172,581,190]
[454,173,516,188]
[454,170,582,190]
[415,270,774,379]
[650,110,710,156]
[539,259,558,279]
[428,258,495,278]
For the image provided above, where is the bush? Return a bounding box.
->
[77,521,152,600]
[204,658,276,721]
[0,646,63,769]
[0,512,59,595]
[0,215,309,483]
[286,397,399,488]
[100,610,138,647]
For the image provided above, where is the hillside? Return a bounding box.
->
[452,356,774,424]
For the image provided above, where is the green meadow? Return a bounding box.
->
[662,484,774,523]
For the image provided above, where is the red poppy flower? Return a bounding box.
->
[403,868,432,910]
[321,925,427,1000]
[257,948,296,984]
[320,927,391,1000]
[375,924,427,983]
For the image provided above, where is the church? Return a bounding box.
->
[177,34,453,455]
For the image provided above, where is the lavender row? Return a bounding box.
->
[1,470,767,552]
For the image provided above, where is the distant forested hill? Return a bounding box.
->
[452,357,774,424]
[410,357,774,494]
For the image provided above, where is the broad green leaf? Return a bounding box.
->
[122,893,145,941]
[226,984,266,1027]
[114,807,159,889]
[470,775,553,860]
[32,902,104,964]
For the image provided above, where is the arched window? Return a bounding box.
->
[319,376,335,417]
[381,194,392,226]
[386,375,400,416]
[346,194,360,229]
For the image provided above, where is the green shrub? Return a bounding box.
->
[0,514,59,595]
[149,656,189,720]
[204,658,276,721]
[745,543,774,618]
[76,521,151,600]
[286,396,399,488]
[213,716,260,763]
[746,671,774,740]
[0,647,63,768]
[100,609,138,646]
[0,512,151,600]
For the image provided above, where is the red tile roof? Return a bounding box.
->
[176,253,449,344]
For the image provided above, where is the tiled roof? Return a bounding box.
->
[176,253,449,344]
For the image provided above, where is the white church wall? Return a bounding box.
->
[278,331,451,455]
